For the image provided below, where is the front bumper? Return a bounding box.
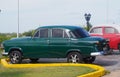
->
[90,51,105,56]
[2,51,8,56]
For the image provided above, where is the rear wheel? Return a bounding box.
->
[9,50,22,64]
[67,52,83,63]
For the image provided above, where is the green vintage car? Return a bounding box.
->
[1,25,109,64]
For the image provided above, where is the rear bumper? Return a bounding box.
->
[90,51,105,56]
[2,51,8,56]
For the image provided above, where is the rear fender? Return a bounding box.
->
[66,49,81,57]
[8,47,23,55]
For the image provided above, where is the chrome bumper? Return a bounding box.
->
[2,51,8,56]
[90,51,104,56]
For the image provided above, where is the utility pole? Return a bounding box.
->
[17,0,19,38]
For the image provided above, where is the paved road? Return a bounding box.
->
[94,52,120,71]
[94,51,120,77]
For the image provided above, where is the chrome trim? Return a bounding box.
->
[90,51,104,56]
[2,52,8,56]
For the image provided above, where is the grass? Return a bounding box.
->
[0,65,95,77]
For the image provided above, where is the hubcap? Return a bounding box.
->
[69,54,79,63]
[11,53,19,63]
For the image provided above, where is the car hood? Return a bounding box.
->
[79,36,105,42]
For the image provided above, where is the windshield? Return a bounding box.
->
[71,28,90,38]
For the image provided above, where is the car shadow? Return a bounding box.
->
[22,58,67,64]
[93,59,118,66]
[22,57,118,66]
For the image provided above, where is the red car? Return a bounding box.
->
[89,24,120,51]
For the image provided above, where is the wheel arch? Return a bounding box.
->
[8,47,23,55]
[66,49,81,57]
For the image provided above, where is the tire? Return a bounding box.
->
[103,44,111,55]
[30,58,39,63]
[108,49,113,54]
[118,44,120,52]
[9,50,22,64]
[67,52,83,63]
[83,56,96,63]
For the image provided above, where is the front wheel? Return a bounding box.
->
[9,50,22,64]
[67,52,83,63]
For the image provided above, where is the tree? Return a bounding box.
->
[0,33,16,43]
[22,30,35,36]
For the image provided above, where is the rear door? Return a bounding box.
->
[25,28,49,58]
[103,27,118,39]
[103,27,119,49]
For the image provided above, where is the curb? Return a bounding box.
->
[1,59,105,77]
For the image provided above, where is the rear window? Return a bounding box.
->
[105,27,118,33]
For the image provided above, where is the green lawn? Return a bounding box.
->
[0,65,95,77]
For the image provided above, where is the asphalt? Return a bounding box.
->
[93,51,120,77]
[103,70,120,77]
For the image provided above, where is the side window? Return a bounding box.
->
[105,27,118,34]
[90,27,102,33]
[40,29,48,38]
[34,29,48,38]
[52,29,63,38]
[105,27,114,33]
[115,29,119,33]
[34,30,39,37]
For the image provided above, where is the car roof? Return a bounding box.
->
[90,24,120,33]
[37,25,83,30]
[92,24,120,28]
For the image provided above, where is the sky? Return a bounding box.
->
[0,0,120,33]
